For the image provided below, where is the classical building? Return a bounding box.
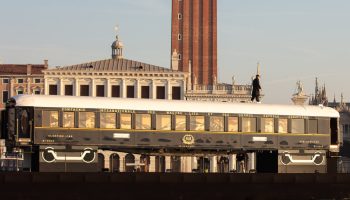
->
[171,0,217,85]
[0,61,48,108]
[186,76,253,102]
[97,150,254,173]
[44,33,188,100]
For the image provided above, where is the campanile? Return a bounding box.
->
[171,0,217,85]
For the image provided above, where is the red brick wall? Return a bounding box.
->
[0,64,46,108]
[171,0,217,85]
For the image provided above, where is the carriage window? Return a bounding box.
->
[156,115,171,130]
[318,118,330,134]
[79,112,95,128]
[190,116,205,131]
[228,117,238,132]
[210,116,224,132]
[42,111,59,128]
[120,113,132,129]
[175,115,186,131]
[242,117,256,132]
[135,114,151,130]
[309,119,318,134]
[291,119,304,134]
[63,112,75,128]
[100,113,116,129]
[261,118,274,133]
[278,118,288,133]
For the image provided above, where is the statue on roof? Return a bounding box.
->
[292,80,309,105]
[296,80,304,96]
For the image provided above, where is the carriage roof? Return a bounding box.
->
[11,95,339,118]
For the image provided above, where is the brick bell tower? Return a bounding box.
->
[171,0,217,86]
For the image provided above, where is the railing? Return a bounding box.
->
[188,84,252,95]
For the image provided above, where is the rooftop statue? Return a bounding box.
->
[292,80,309,105]
[295,80,305,96]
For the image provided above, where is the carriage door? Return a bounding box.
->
[330,118,338,145]
[17,107,33,143]
[328,118,339,173]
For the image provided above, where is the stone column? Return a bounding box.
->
[59,78,64,96]
[180,156,192,173]
[181,81,185,100]
[149,156,156,172]
[102,151,111,170]
[191,156,198,172]
[151,81,157,99]
[118,152,126,172]
[247,152,256,172]
[121,79,126,98]
[210,156,218,173]
[44,78,49,95]
[106,78,111,97]
[229,154,237,172]
[166,79,172,100]
[136,79,141,98]
[91,78,95,97]
[74,79,79,96]
[165,156,171,172]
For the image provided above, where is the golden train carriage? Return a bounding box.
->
[4,95,341,173]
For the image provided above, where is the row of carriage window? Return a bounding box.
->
[39,110,331,134]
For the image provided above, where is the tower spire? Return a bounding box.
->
[341,93,344,104]
[257,62,261,76]
[111,25,124,59]
[315,78,319,96]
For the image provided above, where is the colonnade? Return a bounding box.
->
[44,77,185,100]
[98,150,256,173]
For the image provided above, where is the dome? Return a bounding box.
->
[111,36,123,48]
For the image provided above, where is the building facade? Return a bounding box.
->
[186,81,252,102]
[0,61,48,108]
[171,0,217,85]
[43,59,187,100]
[44,34,188,101]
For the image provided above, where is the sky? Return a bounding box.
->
[0,0,349,104]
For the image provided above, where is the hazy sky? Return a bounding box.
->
[0,0,349,103]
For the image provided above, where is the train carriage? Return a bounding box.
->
[3,95,341,173]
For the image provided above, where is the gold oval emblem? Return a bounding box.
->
[182,134,195,145]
